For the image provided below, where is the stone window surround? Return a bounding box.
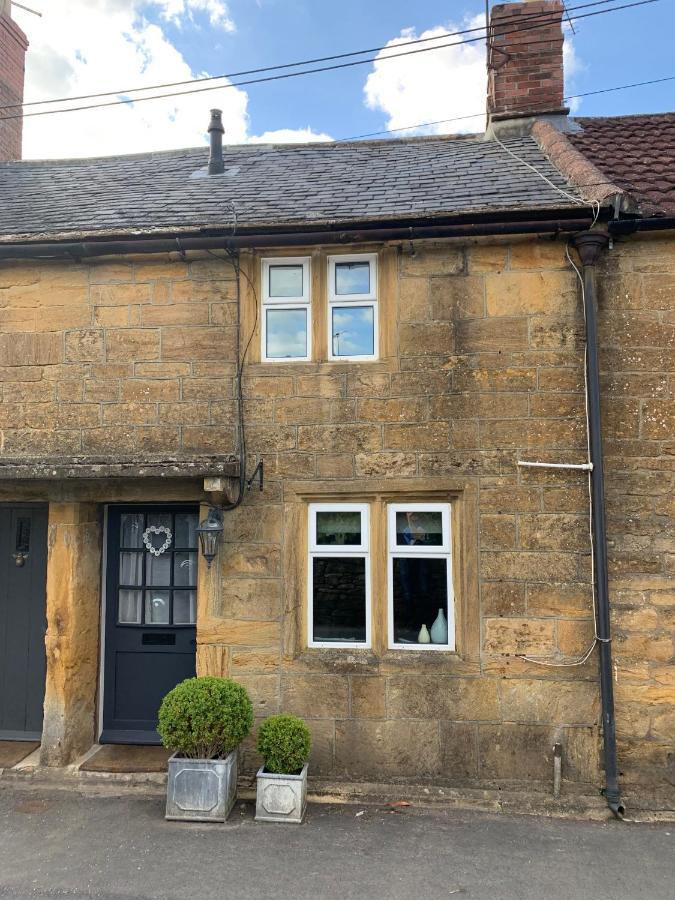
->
[282,477,480,677]
[240,246,397,371]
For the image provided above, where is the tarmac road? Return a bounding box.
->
[0,784,672,899]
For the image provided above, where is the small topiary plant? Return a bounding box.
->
[256,714,312,774]
[158,676,253,760]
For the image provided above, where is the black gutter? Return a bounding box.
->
[0,215,596,260]
[571,228,624,819]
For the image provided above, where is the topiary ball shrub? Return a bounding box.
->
[158,676,253,760]
[256,714,312,774]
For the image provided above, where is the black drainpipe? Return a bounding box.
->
[571,228,624,818]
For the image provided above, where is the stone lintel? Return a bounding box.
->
[0,456,240,481]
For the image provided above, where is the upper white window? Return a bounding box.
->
[261,257,311,362]
[307,503,371,649]
[387,503,454,651]
[327,253,378,361]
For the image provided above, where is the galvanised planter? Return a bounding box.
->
[255,763,308,824]
[165,750,237,822]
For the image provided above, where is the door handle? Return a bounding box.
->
[12,552,27,568]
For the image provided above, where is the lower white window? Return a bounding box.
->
[308,503,370,648]
[387,503,454,651]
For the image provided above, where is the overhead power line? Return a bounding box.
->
[336,75,675,142]
[3,0,624,112]
[0,0,658,122]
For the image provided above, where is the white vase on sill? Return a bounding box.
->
[430,609,448,644]
[417,624,431,644]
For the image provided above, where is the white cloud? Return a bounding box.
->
[12,0,331,159]
[249,127,333,144]
[154,0,235,32]
[363,16,582,136]
[364,16,487,137]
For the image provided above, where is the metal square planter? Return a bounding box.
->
[165,750,237,822]
[255,764,308,824]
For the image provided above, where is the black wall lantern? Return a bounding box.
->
[197,507,224,568]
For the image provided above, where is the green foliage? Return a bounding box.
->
[256,714,312,774]
[158,676,253,760]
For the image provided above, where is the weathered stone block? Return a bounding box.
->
[281,675,349,719]
[386,676,500,721]
[106,328,160,361]
[483,618,555,655]
[298,425,380,453]
[334,720,441,777]
[498,679,600,725]
[350,676,385,719]
[478,724,553,781]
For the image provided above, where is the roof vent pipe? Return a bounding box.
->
[208,108,225,175]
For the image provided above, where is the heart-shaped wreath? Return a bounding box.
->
[142,524,173,556]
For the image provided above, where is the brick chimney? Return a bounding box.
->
[486,0,569,138]
[0,0,29,161]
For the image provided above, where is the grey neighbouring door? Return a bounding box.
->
[101,506,198,745]
[0,505,48,741]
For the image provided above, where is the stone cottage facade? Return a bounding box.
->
[0,1,672,813]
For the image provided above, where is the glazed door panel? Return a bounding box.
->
[0,506,48,740]
[101,506,198,745]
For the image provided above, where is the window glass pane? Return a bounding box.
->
[335,261,370,295]
[120,513,144,548]
[119,551,143,586]
[331,306,374,357]
[269,264,303,298]
[118,589,142,625]
[312,557,366,643]
[147,552,171,586]
[175,513,198,549]
[174,590,196,625]
[145,590,170,625]
[395,510,444,547]
[315,510,362,546]
[392,557,448,645]
[266,308,308,359]
[174,552,197,587]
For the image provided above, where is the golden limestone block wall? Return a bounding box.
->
[0,234,671,791]
[0,256,239,457]
[596,233,674,793]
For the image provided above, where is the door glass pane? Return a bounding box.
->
[120,513,144,548]
[331,306,374,357]
[119,551,143,586]
[174,590,196,625]
[315,510,362,546]
[119,589,142,625]
[269,264,303,298]
[175,513,198,549]
[395,510,444,547]
[265,308,307,359]
[145,590,170,625]
[312,557,366,643]
[174,552,197,587]
[392,557,448,645]
[335,261,370,295]
[147,552,171,586]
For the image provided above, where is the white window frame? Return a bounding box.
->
[387,502,455,652]
[308,502,371,649]
[261,256,311,362]
[327,253,378,361]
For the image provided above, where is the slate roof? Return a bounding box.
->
[568,113,675,216]
[0,134,584,242]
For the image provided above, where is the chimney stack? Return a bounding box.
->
[0,0,29,161]
[208,108,225,175]
[486,0,568,138]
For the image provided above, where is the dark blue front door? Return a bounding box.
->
[101,506,198,744]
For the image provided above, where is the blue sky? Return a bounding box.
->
[14,0,674,159]
[157,0,674,138]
